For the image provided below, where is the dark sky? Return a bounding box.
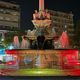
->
[2,0,80,30]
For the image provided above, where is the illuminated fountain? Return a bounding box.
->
[10,0,71,69]
[26,0,54,68]
[4,0,80,73]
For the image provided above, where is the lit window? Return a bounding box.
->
[5,17,10,20]
[0,9,4,12]
[0,16,3,19]
[0,9,6,13]
[13,13,17,15]
[13,19,18,21]
[6,10,10,14]
[3,11,6,14]
[11,12,17,15]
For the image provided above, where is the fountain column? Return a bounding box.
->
[30,0,52,68]
[39,0,44,11]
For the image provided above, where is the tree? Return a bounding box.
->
[4,32,14,46]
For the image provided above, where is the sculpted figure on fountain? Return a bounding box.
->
[33,10,40,20]
[41,9,50,20]
[33,9,50,20]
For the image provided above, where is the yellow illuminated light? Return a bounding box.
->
[35,71,43,74]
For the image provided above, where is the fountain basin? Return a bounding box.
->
[32,20,52,28]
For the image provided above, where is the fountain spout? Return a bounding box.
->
[13,36,20,49]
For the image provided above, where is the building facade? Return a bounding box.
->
[0,1,20,42]
[0,1,20,30]
[75,20,80,48]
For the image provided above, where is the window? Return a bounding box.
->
[13,19,18,22]
[6,10,10,14]
[0,16,3,20]
[5,17,10,21]
[11,12,18,16]
[0,9,4,12]
[13,12,17,15]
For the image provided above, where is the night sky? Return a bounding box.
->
[2,0,80,30]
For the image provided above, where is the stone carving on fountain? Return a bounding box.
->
[29,9,55,40]
[32,9,51,28]
[26,0,56,40]
[26,0,58,49]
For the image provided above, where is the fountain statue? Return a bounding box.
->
[33,10,40,20]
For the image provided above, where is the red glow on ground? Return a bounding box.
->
[66,69,80,76]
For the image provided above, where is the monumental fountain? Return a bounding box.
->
[3,0,80,76]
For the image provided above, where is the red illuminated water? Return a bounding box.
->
[59,31,70,48]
